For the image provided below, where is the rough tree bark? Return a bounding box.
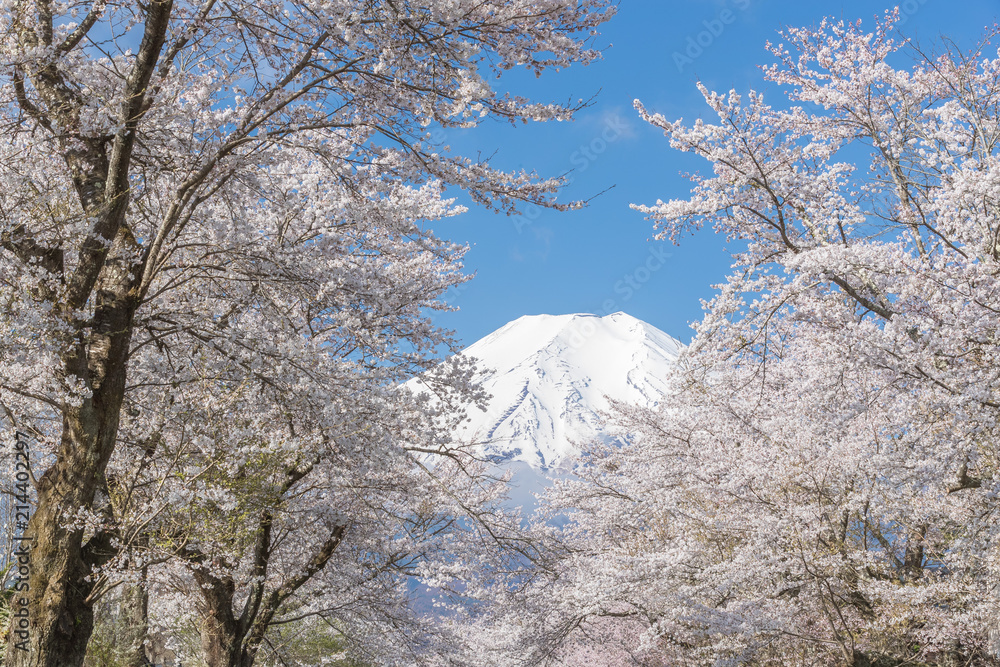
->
[190,465,345,667]
[193,523,347,667]
[3,0,172,664]
[121,567,153,667]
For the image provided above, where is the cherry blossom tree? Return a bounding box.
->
[536,11,1000,666]
[0,0,615,664]
[108,360,538,667]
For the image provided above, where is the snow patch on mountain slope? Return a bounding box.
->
[413,312,683,469]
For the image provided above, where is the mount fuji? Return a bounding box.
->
[417,312,684,469]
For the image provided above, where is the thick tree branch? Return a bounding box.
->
[66,0,173,310]
[57,0,107,53]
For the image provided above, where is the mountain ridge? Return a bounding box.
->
[417,312,683,469]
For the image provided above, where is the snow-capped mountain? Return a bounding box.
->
[418,312,683,469]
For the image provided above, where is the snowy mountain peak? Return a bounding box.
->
[434,312,683,469]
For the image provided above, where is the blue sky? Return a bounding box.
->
[430,0,1000,349]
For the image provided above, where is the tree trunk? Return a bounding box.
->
[200,594,251,667]
[121,567,152,667]
[5,288,136,666]
[192,518,346,667]
[5,411,113,666]
[5,0,171,660]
